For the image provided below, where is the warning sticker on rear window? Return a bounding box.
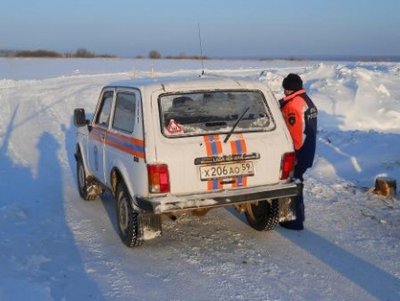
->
[166,119,183,134]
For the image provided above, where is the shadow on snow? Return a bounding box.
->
[0,107,102,300]
[279,228,400,300]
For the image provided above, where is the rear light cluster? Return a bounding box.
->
[280,152,296,180]
[147,164,170,193]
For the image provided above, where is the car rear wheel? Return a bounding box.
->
[116,182,143,247]
[244,199,279,231]
[116,182,162,247]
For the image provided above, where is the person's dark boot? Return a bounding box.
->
[280,220,304,230]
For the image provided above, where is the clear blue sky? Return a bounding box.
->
[1,0,399,58]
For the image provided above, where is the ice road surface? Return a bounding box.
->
[0,58,399,301]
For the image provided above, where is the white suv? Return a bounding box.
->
[74,76,299,247]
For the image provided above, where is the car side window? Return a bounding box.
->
[95,91,114,127]
[112,92,136,133]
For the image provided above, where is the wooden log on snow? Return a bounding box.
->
[373,177,397,196]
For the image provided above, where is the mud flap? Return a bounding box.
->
[138,214,162,241]
[278,197,297,222]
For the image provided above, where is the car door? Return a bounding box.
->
[104,88,145,189]
[88,89,114,183]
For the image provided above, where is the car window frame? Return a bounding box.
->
[93,89,115,129]
[111,90,137,134]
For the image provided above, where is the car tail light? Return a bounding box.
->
[280,152,296,180]
[147,164,170,193]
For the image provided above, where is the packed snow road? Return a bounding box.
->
[0,59,399,301]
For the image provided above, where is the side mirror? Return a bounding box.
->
[74,108,88,127]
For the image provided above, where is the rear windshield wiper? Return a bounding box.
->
[224,107,250,143]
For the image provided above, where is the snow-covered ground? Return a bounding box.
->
[0,58,399,301]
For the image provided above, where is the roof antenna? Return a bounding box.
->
[198,23,205,76]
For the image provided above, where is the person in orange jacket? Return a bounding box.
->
[279,73,318,230]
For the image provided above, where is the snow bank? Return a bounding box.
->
[258,62,400,187]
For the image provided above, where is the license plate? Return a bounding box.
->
[200,161,254,180]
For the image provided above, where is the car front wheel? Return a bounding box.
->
[76,154,98,201]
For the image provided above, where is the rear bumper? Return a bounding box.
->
[135,182,299,214]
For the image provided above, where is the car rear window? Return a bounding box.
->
[159,90,275,137]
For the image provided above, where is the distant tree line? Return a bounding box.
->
[0,48,116,58]
[14,49,62,58]
[146,50,207,60]
[0,48,208,60]
[0,48,207,60]
[1,48,399,62]
[64,48,116,58]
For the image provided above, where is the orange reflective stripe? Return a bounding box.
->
[207,180,214,190]
[90,126,145,159]
[204,135,223,157]
[203,136,213,156]
[89,129,103,143]
[230,136,248,188]
[216,138,222,154]
[240,138,248,187]
[242,176,248,186]
[230,140,238,188]
[230,140,238,155]
[203,136,213,190]
[203,135,223,191]
[240,139,247,154]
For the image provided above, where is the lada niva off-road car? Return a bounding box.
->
[74,76,299,247]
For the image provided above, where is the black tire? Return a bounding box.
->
[76,155,97,201]
[116,182,143,247]
[244,199,279,231]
